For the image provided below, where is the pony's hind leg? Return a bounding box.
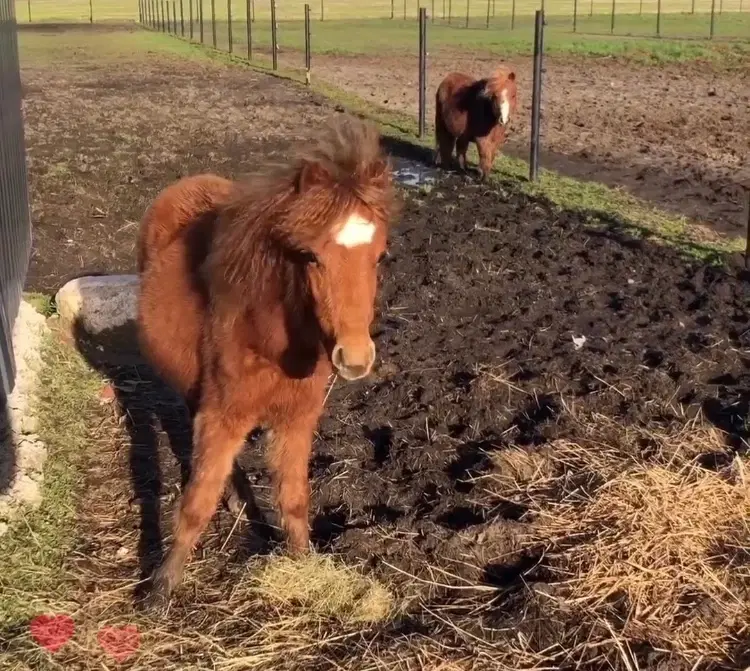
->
[434,114,455,169]
[147,406,255,608]
[456,137,470,172]
[267,412,319,554]
[221,429,265,515]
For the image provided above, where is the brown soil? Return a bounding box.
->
[304,50,750,234]
[15,25,750,671]
[21,29,334,294]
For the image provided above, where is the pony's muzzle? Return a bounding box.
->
[331,340,376,381]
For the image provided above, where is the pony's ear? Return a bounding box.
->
[297,160,330,193]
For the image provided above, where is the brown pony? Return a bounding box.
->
[434,68,517,180]
[137,116,396,606]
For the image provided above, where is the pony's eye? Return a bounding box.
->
[297,249,319,266]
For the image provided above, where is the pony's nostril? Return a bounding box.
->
[331,345,345,370]
[331,342,375,380]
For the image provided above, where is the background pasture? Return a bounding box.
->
[14,0,750,39]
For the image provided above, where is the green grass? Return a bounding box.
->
[15,0,750,60]
[18,24,206,64]
[0,327,102,629]
[149,15,750,62]
[22,293,55,318]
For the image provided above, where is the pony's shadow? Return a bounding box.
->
[70,317,276,601]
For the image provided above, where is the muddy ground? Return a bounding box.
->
[299,50,750,235]
[17,25,750,670]
[77,167,750,670]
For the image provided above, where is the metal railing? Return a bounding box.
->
[0,0,32,398]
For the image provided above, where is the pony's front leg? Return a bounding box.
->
[267,412,319,555]
[147,405,255,607]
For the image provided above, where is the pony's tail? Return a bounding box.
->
[137,174,234,273]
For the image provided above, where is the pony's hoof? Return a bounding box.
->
[222,489,245,516]
[141,571,174,614]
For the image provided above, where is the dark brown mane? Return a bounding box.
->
[208,117,395,292]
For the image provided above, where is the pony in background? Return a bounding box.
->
[435,68,518,180]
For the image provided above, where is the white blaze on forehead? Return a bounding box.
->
[500,91,511,125]
[334,213,376,248]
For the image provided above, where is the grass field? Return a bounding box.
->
[15,0,750,41]
[141,15,750,61]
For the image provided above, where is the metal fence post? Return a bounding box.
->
[511,0,515,29]
[710,0,716,36]
[403,0,406,20]
[465,0,470,27]
[610,0,615,33]
[573,0,577,31]
[189,0,193,38]
[180,0,184,34]
[173,0,177,33]
[391,0,394,19]
[656,0,661,36]
[89,0,93,23]
[271,0,278,69]
[529,10,544,182]
[304,3,311,83]
[166,0,170,31]
[211,0,216,47]
[228,0,233,52]
[26,0,31,22]
[485,0,490,26]
[418,7,427,137]
[161,0,166,31]
[199,0,204,42]
[449,0,452,22]
[321,0,324,20]
[432,0,435,22]
[246,0,252,58]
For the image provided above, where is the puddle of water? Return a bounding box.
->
[391,156,438,188]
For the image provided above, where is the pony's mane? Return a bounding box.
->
[206,116,394,292]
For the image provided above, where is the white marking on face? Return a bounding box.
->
[334,213,376,248]
[500,92,511,125]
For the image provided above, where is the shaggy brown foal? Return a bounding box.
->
[137,117,396,605]
[435,68,517,180]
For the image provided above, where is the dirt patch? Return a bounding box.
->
[20,33,337,294]
[304,50,750,234]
